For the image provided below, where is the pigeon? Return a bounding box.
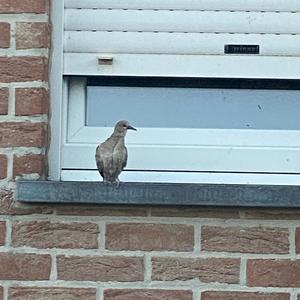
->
[95,120,137,183]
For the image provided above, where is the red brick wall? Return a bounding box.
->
[0,1,300,300]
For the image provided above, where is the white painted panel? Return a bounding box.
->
[67,126,300,148]
[64,53,300,79]
[62,143,300,173]
[65,0,300,12]
[65,10,300,34]
[64,31,300,56]
[61,170,300,185]
[49,0,64,180]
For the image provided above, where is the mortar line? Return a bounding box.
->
[50,252,57,281]
[144,253,152,284]
[0,49,49,57]
[0,14,49,22]
[194,290,201,300]
[239,256,247,286]
[8,85,15,116]
[97,286,103,300]
[6,152,13,182]
[0,81,48,89]
[2,284,8,300]
[0,245,296,259]
[194,223,201,254]
[290,289,298,300]
[5,218,12,247]
[289,227,297,259]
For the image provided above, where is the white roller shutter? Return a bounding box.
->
[64,0,300,78]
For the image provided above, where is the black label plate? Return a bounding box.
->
[225,44,260,54]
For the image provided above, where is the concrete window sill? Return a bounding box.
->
[16,181,300,207]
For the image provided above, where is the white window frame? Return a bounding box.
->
[49,0,300,185]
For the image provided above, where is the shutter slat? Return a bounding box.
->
[65,0,300,12]
[65,9,300,34]
[64,31,300,56]
[64,53,300,79]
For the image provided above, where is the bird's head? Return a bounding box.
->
[113,120,137,136]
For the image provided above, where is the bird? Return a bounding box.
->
[95,120,137,183]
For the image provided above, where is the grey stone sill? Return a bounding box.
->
[16,180,300,207]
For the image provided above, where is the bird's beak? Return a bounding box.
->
[127,125,137,131]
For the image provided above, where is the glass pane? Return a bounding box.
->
[86,86,300,130]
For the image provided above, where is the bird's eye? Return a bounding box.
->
[123,125,127,128]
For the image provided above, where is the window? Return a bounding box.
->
[49,0,300,184]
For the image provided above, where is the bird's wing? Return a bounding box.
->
[122,146,128,170]
[95,144,104,178]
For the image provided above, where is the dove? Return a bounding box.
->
[95,120,137,183]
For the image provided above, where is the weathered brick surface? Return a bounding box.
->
[9,287,97,300]
[0,57,48,83]
[242,208,300,220]
[0,155,7,179]
[0,189,53,215]
[15,88,49,116]
[57,255,144,282]
[201,226,289,254]
[151,207,239,218]
[104,289,193,300]
[0,221,6,246]
[0,0,48,13]
[0,122,47,147]
[296,228,300,254]
[12,220,99,249]
[16,22,50,49]
[13,154,45,177]
[152,257,240,283]
[202,291,290,300]
[0,253,51,280]
[247,259,300,287]
[106,223,194,251]
[0,88,8,115]
[0,22,10,48]
[56,205,148,216]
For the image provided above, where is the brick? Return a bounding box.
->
[0,189,53,215]
[0,57,48,83]
[104,289,193,300]
[15,88,49,116]
[295,228,300,254]
[241,208,300,220]
[16,22,50,49]
[9,287,96,300]
[57,255,144,282]
[0,22,10,48]
[152,257,240,283]
[151,206,239,219]
[0,0,48,13]
[0,122,47,147]
[56,205,148,216]
[106,223,194,251]
[12,220,99,249]
[0,253,50,280]
[0,88,8,115]
[0,155,7,179]
[0,222,5,246]
[13,154,45,177]
[201,226,289,254]
[247,259,300,287]
[202,291,290,300]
